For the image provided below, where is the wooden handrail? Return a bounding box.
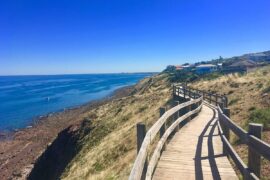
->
[130,84,270,180]
[196,87,270,179]
[129,86,203,180]
[146,104,202,180]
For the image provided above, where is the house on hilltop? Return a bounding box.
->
[195,64,217,74]
[175,65,183,70]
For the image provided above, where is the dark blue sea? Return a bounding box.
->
[0,73,153,131]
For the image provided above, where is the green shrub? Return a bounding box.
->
[257,83,263,89]
[228,98,240,105]
[138,105,148,113]
[263,86,270,93]
[249,108,270,129]
[201,72,223,81]
[93,162,104,172]
[230,82,239,88]
[168,70,199,83]
[248,106,256,111]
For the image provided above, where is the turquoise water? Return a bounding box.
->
[0,73,153,131]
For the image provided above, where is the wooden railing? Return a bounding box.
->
[129,85,203,180]
[180,84,270,180]
[129,84,270,180]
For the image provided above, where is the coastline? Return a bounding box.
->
[0,84,136,179]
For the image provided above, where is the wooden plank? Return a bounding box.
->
[152,105,238,180]
[146,105,202,180]
[129,94,203,180]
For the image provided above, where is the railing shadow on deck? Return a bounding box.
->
[185,84,270,180]
[129,85,203,180]
[194,108,222,180]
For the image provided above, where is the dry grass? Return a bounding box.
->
[61,74,172,180]
[60,66,270,179]
[191,66,270,178]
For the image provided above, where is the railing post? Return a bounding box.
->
[209,93,212,104]
[173,101,180,132]
[225,96,228,107]
[248,123,263,178]
[183,87,186,98]
[136,122,148,180]
[137,123,146,153]
[173,85,178,100]
[223,108,230,141]
[215,95,218,106]
[188,102,192,121]
[202,91,205,100]
[219,102,224,111]
[160,107,166,151]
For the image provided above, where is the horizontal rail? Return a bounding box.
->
[175,84,226,106]
[146,104,202,179]
[217,107,270,161]
[248,135,270,161]
[129,94,203,180]
[130,84,270,180]
[217,118,259,180]
[181,85,270,179]
[220,111,248,143]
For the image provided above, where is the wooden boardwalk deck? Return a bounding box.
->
[152,105,238,180]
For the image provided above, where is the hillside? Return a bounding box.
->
[190,65,270,178]
[28,65,270,179]
[29,73,172,180]
[61,74,172,179]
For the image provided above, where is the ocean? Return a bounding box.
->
[0,73,153,131]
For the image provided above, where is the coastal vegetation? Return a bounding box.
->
[191,65,270,178]
[28,65,270,179]
[55,74,173,179]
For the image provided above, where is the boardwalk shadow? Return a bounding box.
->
[194,108,222,180]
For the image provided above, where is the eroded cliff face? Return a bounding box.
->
[28,119,92,180]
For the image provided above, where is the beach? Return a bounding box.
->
[0,85,135,180]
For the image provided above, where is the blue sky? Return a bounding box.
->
[1,0,270,75]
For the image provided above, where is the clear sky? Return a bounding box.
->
[1,0,270,75]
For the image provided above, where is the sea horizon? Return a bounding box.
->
[0,71,159,77]
[0,73,154,131]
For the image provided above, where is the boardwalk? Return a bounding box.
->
[152,105,238,180]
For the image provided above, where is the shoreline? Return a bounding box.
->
[0,84,136,179]
[0,84,135,141]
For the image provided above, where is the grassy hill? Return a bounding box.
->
[59,73,172,179]
[190,66,270,178]
[30,65,270,179]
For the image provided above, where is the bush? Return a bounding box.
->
[138,105,148,113]
[201,72,223,81]
[228,98,240,105]
[168,70,199,83]
[249,108,270,129]
[263,86,270,93]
